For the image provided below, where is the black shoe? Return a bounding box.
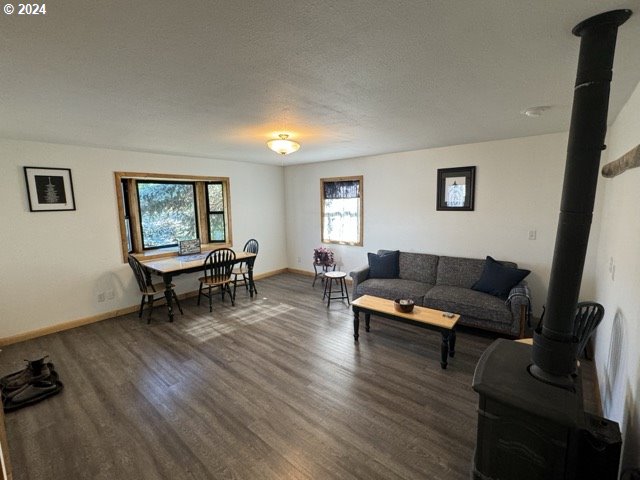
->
[3,370,63,412]
[0,357,54,392]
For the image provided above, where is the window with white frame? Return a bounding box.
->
[320,176,363,245]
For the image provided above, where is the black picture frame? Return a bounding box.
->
[436,166,476,211]
[23,167,76,212]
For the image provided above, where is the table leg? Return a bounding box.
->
[353,309,360,341]
[326,278,333,307]
[440,332,449,369]
[365,313,370,332]
[449,330,456,357]
[343,279,350,305]
[247,259,256,297]
[163,273,174,322]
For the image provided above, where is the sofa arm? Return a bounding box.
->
[506,282,531,338]
[349,265,370,299]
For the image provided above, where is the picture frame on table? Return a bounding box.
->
[23,166,76,212]
[436,166,476,211]
[179,239,201,255]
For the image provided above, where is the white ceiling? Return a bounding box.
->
[1,1,639,166]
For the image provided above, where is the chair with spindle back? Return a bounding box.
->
[128,255,183,323]
[198,248,236,312]
[232,239,259,299]
[574,301,604,359]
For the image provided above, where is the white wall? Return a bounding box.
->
[285,132,601,315]
[593,80,640,472]
[0,139,287,339]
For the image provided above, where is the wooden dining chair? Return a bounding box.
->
[128,255,183,324]
[198,248,236,312]
[232,239,259,299]
[574,301,605,359]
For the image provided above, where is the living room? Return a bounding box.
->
[1,2,639,479]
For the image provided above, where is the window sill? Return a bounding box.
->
[130,243,233,261]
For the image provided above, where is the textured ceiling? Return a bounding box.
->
[1,1,639,166]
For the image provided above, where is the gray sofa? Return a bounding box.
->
[350,251,530,337]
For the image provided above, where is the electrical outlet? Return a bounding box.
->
[97,292,105,302]
[106,290,115,300]
[528,230,537,240]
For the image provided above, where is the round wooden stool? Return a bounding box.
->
[322,271,350,307]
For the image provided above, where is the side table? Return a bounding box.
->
[323,271,350,307]
[312,262,336,287]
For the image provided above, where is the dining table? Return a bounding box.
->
[139,250,257,322]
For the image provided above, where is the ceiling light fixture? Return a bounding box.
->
[267,134,300,155]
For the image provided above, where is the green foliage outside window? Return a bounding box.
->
[138,182,197,249]
[207,183,226,242]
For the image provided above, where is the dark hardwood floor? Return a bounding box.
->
[0,273,594,479]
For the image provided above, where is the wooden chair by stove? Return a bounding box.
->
[516,302,604,360]
[128,255,183,323]
[574,301,604,359]
[232,239,259,299]
[198,248,236,312]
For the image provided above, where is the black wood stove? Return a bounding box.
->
[472,10,631,480]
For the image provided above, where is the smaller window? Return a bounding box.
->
[207,182,226,242]
[321,176,363,246]
[121,180,133,253]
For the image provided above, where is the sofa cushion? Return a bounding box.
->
[436,256,486,288]
[472,256,530,298]
[368,251,399,279]
[398,252,439,284]
[355,278,431,304]
[423,285,512,325]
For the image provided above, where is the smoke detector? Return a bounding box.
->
[522,106,551,117]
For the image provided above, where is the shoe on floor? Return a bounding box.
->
[0,357,54,392]
[3,370,63,412]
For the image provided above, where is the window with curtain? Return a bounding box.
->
[321,176,363,245]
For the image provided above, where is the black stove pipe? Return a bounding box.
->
[531,9,632,387]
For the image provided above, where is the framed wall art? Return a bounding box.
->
[436,166,476,211]
[24,167,76,212]
[179,239,201,255]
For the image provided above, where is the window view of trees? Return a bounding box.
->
[115,172,231,260]
[207,182,225,242]
[137,181,197,249]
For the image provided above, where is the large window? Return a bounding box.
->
[321,176,363,246]
[138,181,198,249]
[115,172,231,260]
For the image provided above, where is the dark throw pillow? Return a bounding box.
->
[472,256,530,298]
[368,250,400,279]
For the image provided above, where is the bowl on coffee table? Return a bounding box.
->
[394,298,415,313]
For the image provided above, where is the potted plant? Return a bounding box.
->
[313,247,335,266]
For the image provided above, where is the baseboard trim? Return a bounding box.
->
[0,268,286,347]
[286,267,314,277]
[286,267,352,284]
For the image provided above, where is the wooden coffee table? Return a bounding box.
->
[352,295,460,369]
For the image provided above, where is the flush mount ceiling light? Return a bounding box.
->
[522,106,551,117]
[267,134,300,155]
